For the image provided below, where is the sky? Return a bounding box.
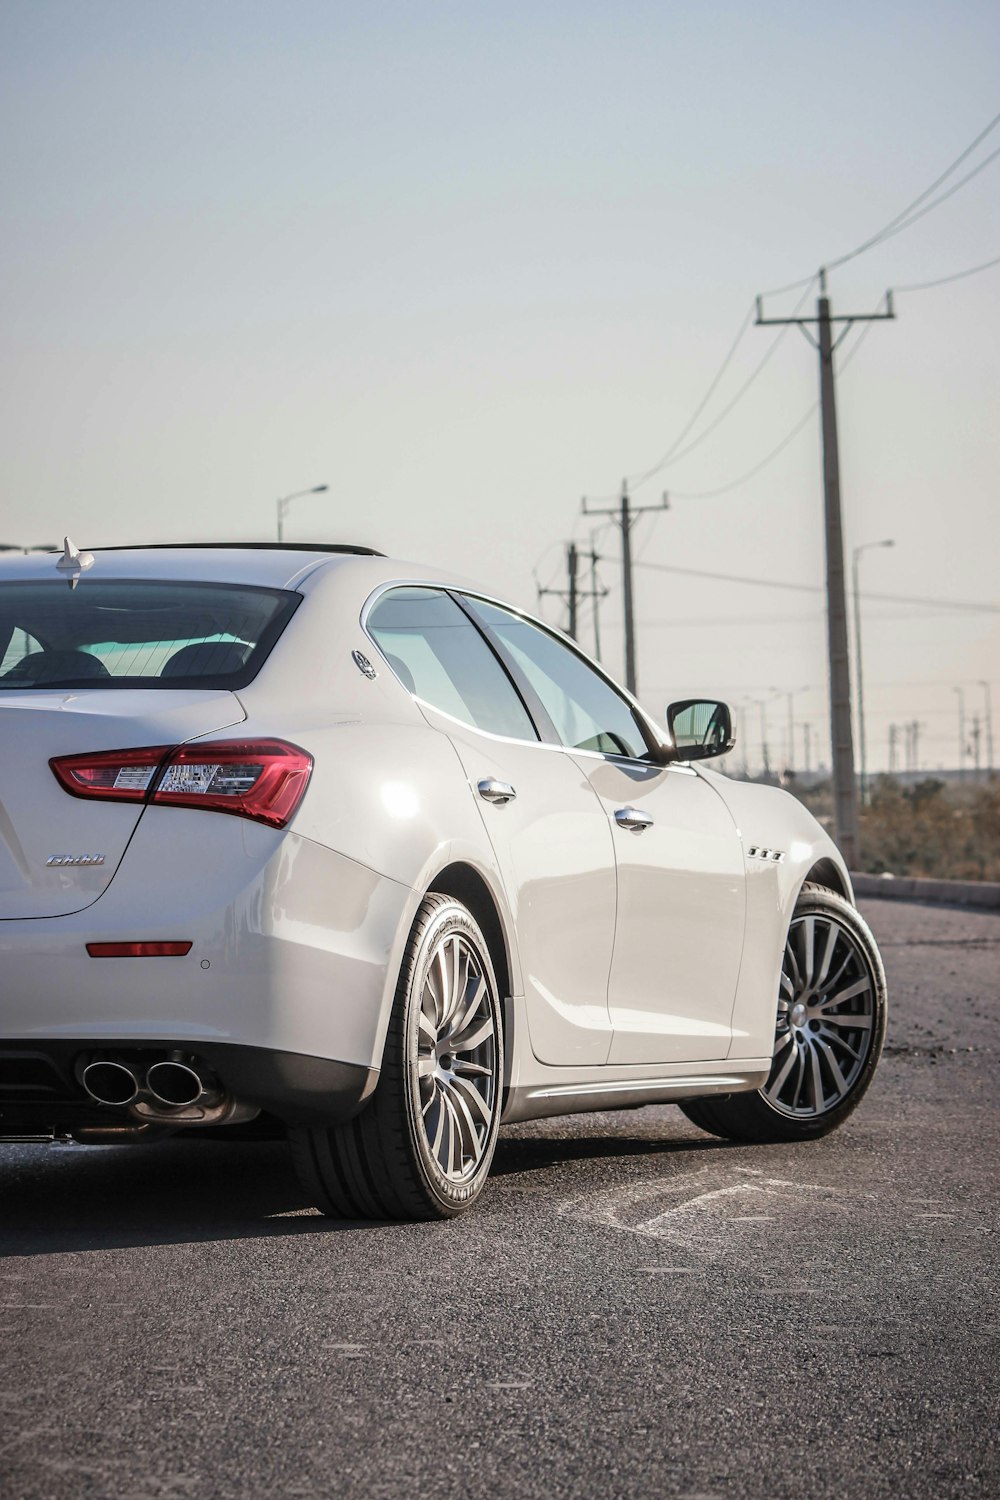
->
[1,0,998,773]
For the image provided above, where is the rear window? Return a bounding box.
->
[0,580,300,690]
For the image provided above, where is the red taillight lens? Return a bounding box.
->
[87,941,192,957]
[51,739,313,829]
[51,745,172,802]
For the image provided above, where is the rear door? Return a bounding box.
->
[366,586,617,1066]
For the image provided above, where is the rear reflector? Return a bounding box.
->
[86,941,193,957]
[51,739,313,829]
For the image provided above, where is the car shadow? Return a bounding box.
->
[0,1125,743,1259]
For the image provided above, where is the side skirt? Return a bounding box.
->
[502,1062,769,1124]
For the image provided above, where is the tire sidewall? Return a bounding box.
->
[400,899,504,1214]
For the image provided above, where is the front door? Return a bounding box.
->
[569,756,746,1064]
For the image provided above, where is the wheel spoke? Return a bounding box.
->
[818,1025,862,1061]
[817,1039,849,1098]
[418,1008,437,1044]
[451,1073,492,1128]
[779,970,795,1001]
[452,1058,492,1076]
[800,916,816,987]
[772,1029,794,1056]
[814,920,841,990]
[452,1013,495,1055]
[809,1044,824,1112]
[791,1044,807,1110]
[447,973,483,1043]
[822,1011,872,1030]
[818,976,871,1010]
[417,1053,436,1078]
[446,1083,481,1160]
[766,1043,798,1103]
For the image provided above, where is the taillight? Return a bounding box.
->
[50,740,313,830]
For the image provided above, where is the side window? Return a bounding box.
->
[465,597,651,760]
[367,587,538,741]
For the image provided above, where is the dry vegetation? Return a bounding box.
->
[787,774,1000,882]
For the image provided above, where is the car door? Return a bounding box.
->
[464,596,746,1066]
[365,586,617,1067]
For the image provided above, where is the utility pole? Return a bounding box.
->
[582,483,668,696]
[801,721,813,775]
[567,543,579,640]
[589,544,606,661]
[888,724,898,775]
[538,540,606,645]
[954,686,966,780]
[980,680,994,775]
[971,716,982,780]
[756,273,894,869]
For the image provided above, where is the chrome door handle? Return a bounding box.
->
[478,778,517,805]
[615,805,653,831]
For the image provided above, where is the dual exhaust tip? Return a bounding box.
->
[82,1056,216,1111]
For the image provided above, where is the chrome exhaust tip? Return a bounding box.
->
[145,1059,213,1110]
[81,1059,141,1107]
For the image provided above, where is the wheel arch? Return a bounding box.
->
[427,861,514,1007]
[801,857,854,904]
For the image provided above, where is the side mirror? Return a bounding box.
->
[666,699,735,762]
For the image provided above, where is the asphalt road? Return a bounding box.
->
[1,897,997,1500]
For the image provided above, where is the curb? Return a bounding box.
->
[852,873,1000,911]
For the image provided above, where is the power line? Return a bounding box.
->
[630,558,1000,614]
[824,108,1000,273]
[894,251,1000,293]
[630,281,816,492]
[628,304,756,487]
[667,316,876,501]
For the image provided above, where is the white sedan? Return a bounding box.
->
[0,543,887,1219]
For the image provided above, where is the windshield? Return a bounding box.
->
[0,579,299,690]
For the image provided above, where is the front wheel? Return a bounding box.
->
[290,894,504,1220]
[680,883,887,1143]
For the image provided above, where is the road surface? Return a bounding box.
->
[1,897,997,1499]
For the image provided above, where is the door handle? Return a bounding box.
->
[615,805,653,831]
[478,778,517,805]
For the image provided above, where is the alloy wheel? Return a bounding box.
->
[766,911,876,1118]
[414,930,499,1183]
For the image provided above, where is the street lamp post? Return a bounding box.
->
[852,538,894,803]
[276,485,329,542]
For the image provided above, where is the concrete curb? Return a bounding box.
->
[852,873,1000,910]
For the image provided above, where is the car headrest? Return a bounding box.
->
[162,642,250,678]
[2,649,111,684]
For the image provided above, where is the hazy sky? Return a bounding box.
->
[2,1,998,771]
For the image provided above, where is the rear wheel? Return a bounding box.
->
[290,894,504,1220]
[680,883,887,1143]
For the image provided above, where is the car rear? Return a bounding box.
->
[0,550,398,1142]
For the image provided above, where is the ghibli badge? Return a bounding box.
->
[46,854,106,867]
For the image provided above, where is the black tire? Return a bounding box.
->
[680,883,887,1143]
[290,894,504,1220]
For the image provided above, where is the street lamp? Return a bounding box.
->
[276,485,328,542]
[852,539,894,803]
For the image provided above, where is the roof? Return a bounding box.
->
[0,544,386,591]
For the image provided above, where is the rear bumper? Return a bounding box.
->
[0,1039,377,1130]
[0,810,415,1080]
